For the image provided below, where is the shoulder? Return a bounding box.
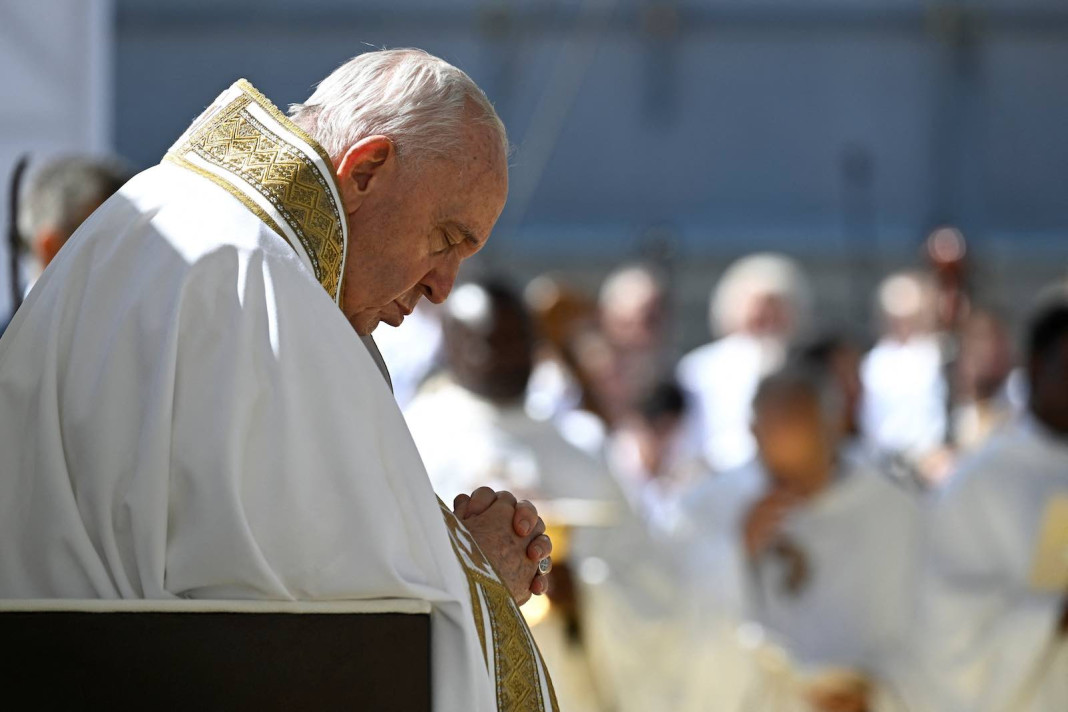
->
[939,422,1026,505]
[841,460,921,522]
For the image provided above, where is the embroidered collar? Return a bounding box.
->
[165,79,348,304]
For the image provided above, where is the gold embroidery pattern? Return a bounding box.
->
[166,88,345,302]
[439,503,559,712]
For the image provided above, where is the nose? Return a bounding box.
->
[422,261,460,305]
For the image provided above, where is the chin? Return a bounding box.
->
[349,313,380,336]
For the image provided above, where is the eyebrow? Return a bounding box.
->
[454,222,482,248]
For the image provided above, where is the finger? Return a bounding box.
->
[453,493,471,519]
[526,534,552,562]
[496,490,518,508]
[512,499,539,537]
[465,486,498,518]
[524,516,546,545]
[530,573,549,597]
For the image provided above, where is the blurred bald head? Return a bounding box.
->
[442,280,535,403]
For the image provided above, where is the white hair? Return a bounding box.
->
[18,155,131,242]
[288,48,508,167]
[711,252,812,336]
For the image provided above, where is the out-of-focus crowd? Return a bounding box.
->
[384,252,1068,711]
[10,155,1068,712]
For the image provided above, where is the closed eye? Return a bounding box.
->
[453,223,484,253]
[431,228,456,255]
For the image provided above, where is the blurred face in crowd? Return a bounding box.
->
[752,388,838,496]
[742,291,793,339]
[877,272,937,342]
[600,271,666,350]
[335,118,509,335]
[32,200,105,270]
[1030,331,1068,436]
[958,310,1014,402]
[827,343,864,436]
[443,283,535,404]
[631,413,684,480]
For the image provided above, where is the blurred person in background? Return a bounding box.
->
[909,290,1068,712]
[678,252,813,472]
[405,278,623,711]
[597,263,673,426]
[523,273,612,453]
[17,155,131,289]
[792,332,930,494]
[679,365,919,712]
[606,379,711,536]
[407,278,617,505]
[789,333,865,446]
[860,270,950,481]
[950,306,1022,453]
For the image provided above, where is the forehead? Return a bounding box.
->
[755,389,821,418]
[434,128,508,227]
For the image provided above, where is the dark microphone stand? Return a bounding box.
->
[7,155,29,317]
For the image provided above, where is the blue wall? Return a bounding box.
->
[115,0,1068,265]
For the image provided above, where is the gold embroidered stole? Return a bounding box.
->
[439,502,560,712]
[164,79,347,304]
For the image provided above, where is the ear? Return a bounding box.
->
[335,135,396,214]
[34,229,65,268]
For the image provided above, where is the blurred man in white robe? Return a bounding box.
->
[406,279,628,711]
[677,253,813,472]
[910,293,1068,712]
[861,271,949,475]
[597,264,672,425]
[679,365,920,711]
[606,379,711,537]
[0,50,560,711]
[950,307,1023,453]
[407,279,618,505]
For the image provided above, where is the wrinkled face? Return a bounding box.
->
[337,123,508,335]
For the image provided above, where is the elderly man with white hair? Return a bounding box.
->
[0,50,558,711]
[677,252,813,471]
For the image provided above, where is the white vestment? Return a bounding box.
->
[407,377,627,711]
[405,377,619,505]
[406,378,700,711]
[0,80,557,712]
[677,456,921,710]
[676,334,785,472]
[908,415,1068,711]
[860,335,948,457]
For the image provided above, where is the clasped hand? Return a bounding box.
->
[453,487,552,605]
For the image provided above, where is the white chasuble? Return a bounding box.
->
[0,79,557,712]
